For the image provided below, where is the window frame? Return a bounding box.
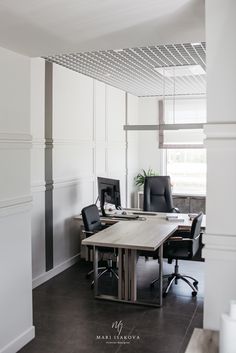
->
[158,99,205,149]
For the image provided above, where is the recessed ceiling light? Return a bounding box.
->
[191,42,201,46]
[154,65,205,77]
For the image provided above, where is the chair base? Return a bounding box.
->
[150,259,198,297]
[91,267,119,287]
[86,259,119,287]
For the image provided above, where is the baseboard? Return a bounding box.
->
[0,326,35,353]
[32,254,80,289]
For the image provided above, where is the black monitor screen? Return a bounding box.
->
[97,177,121,215]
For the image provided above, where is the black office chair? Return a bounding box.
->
[140,176,179,261]
[81,204,118,287]
[150,212,203,297]
[143,176,179,213]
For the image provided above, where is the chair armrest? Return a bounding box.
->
[82,230,93,234]
[171,207,180,213]
[194,233,201,240]
[82,230,96,236]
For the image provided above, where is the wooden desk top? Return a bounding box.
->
[82,219,178,251]
[75,212,206,229]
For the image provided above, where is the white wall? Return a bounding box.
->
[127,93,139,207]
[137,97,162,173]
[31,61,208,290]
[203,0,236,330]
[0,47,34,353]
[31,58,46,281]
[31,62,128,287]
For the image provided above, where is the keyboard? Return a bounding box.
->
[110,214,140,220]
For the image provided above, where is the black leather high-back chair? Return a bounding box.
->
[150,212,203,297]
[143,176,179,213]
[81,204,118,287]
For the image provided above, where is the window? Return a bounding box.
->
[159,97,206,149]
[160,96,207,195]
[166,149,206,195]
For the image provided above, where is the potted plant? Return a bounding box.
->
[134,168,158,188]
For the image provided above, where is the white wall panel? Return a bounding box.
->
[138,130,161,172]
[0,210,33,351]
[31,144,45,187]
[52,65,96,275]
[137,97,162,175]
[127,94,139,207]
[30,58,46,286]
[0,145,31,200]
[127,93,139,124]
[0,46,33,353]
[138,97,159,124]
[53,180,93,266]
[31,192,45,279]
[31,58,45,139]
[53,143,94,180]
[107,85,126,142]
[30,61,129,288]
[95,143,106,176]
[0,47,30,134]
[107,144,126,175]
[94,81,106,141]
[204,0,236,330]
[53,65,93,141]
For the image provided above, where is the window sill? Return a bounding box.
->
[172,192,206,198]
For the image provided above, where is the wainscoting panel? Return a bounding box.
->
[53,142,94,180]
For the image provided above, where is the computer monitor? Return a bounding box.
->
[97,177,121,216]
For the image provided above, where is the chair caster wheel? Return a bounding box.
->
[193,281,198,286]
[163,292,167,298]
[192,291,197,297]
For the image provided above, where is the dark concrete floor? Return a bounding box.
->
[19,258,204,353]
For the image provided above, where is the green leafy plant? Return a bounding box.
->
[134,168,158,187]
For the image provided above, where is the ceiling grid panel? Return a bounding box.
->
[45,42,206,97]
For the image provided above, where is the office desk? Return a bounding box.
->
[80,212,205,307]
[82,217,179,307]
[75,211,206,228]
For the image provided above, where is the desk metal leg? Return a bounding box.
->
[158,244,163,307]
[124,249,129,300]
[118,248,123,300]
[94,245,163,308]
[130,249,137,302]
[93,246,98,296]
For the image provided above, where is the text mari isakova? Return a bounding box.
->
[96,335,140,340]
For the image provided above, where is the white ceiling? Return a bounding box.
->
[45,42,206,97]
[0,0,205,57]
